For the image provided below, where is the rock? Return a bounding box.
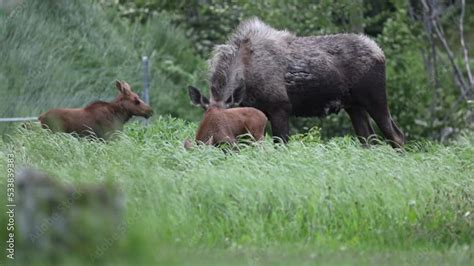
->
[15,169,124,259]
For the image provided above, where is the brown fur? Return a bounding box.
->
[187,106,267,147]
[39,81,153,139]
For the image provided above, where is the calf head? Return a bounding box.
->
[188,85,244,110]
[115,81,153,118]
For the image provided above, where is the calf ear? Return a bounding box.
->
[116,80,132,95]
[188,86,209,109]
[115,80,123,92]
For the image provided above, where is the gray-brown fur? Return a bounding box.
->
[202,17,404,148]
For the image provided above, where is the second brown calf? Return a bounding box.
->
[185,86,268,148]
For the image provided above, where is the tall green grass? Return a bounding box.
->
[0,119,472,265]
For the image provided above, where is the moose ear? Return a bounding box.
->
[188,86,209,109]
[121,81,132,95]
[115,80,123,92]
[115,80,132,95]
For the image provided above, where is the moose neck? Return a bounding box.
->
[109,100,133,124]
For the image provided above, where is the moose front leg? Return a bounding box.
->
[269,109,290,143]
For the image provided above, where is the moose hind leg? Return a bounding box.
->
[354,61,404,148]
[346,106,375,145]
[269,109,290,143]
[366,106,404,148]
[391,119,404,145]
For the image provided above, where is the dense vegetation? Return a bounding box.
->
[0,0,473,139]
[0,120,473,265]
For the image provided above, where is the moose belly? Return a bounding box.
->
[287,89,344,117]
[285,74,347,117]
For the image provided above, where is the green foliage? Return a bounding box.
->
[378,8,470,139]
[378,8,432,138]
[0,0,472,140]
[123,0,367,56]
[1,119,473,264]
[290,126,322,144]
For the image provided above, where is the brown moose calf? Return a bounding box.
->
[185,86,267,148]
[39,80,153,139]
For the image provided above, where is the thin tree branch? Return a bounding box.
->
[432,19,468,94]
[412,0,441,121]
[459,0,474,90]
[421,0,469,100]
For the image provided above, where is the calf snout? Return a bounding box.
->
[142,106,154,118]
[145,109,154,118]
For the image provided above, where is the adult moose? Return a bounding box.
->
[189,18,404,148]
[39,80,153,139]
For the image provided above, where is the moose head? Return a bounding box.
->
[115,80,153,118]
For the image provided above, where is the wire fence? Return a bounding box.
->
[0,117,38,122]
[0,57,151,123]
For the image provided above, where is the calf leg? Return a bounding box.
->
[245,122,266,141]
[346,106,375,145]
[248,126,265,141]
[215,133,237,146]
[254,127,265,141]
[269,109,290,143]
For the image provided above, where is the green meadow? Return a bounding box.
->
[0,120,472,265]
